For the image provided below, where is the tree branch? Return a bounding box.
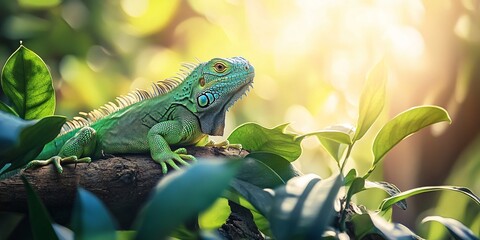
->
[0,147,253,233]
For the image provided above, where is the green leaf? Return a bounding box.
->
[372,106,451,168]
[1,45,55,120]
[268,174,343,240]
[0,115,66,172]
[299,124,354,162]
[18,0,61,8]
[0,101,18,116]
[353,59,387,142]
[365,181,407,210]
[347,178,365,198]
[298,125,353,145]
[198,198,230,229]
[422,216,479,240]
[116,231,136,240]
[228,123,301,162]
[237,152,301,188]
[344,168,357,186]
[379,186,480,211]
[351,213,419,239]
[134,160,241,240]
[340,177,365,231]
[0,212,23,240]
[229,178,274,216]
[21,175,59,240]
[71,188,116,240]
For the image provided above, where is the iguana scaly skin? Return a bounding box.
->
[27,57,254,174]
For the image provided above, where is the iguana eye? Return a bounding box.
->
[213,62,227,73]
[199,77,205,87]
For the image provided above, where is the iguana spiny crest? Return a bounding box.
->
[61,57,254,136]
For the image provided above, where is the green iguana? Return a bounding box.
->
[26,57,254,174]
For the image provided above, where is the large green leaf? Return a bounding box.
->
[372,106,451,169]
[134,160,241,240]
[228,123,301,162]
[353,59,387,142]
[21,175,58,240]
[1,45,55,120]
[379,186,480,211]
[71,188,116,240]
[268,174,343,240]
[351,213,419,239]
[0,115,66,172]
[236,152,301,188]
[422,216,479,240]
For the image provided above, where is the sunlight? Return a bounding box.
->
[386,26,425,68]
[121,0,148,17]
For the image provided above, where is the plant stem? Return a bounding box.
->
[339,143,355,231]
[340,143,354,172]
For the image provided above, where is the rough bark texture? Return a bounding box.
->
[0,146,261,239]
[219,201,264,240]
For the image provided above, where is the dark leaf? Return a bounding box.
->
[229,178,274,216]
[0,212,23,240]
[134,160,241,240]
[71,188,116,240]
[1,115,66,172]
[22,175,58,240]
[268,174,343,240]
[236,152,301,188]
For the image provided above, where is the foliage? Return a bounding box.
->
[2,45,479,240]
[0,44,65,175]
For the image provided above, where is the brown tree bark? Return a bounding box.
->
[0,146,262,239]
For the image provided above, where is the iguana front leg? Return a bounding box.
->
[26,127,96,173]
[148,121,197,174]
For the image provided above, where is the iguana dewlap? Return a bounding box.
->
[27,57,254,174]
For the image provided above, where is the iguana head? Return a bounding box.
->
[177,57,254,136]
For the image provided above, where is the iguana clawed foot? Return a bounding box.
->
[205,140,242,151]
[25,156,92,173]
[153,148,196,174]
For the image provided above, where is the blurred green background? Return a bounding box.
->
[0,0,479,236]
